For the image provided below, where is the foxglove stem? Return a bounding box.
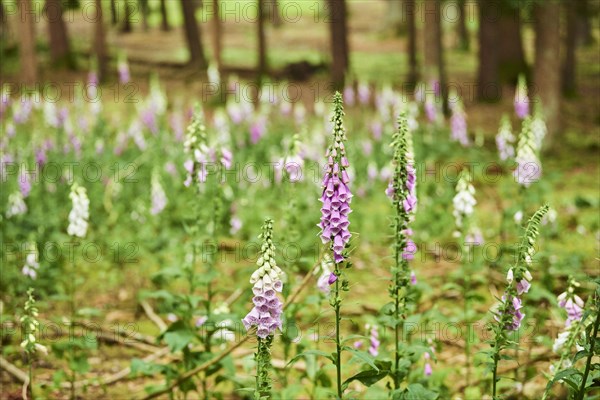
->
[386,113,416,389]
[332,265,343,399]
[490,205,548,398]
[255,335,273,399]
[577,299,599,400]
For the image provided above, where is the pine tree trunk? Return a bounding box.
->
[110,0,117,25]
[265,0,281,27]
[497,3,527,84]
[17,0,38,85]
[45,0,72,68]
[159,0,170,31]
[456,0,469,51]
[534,2,560,136]
[476,0,499,102]
[423,0,446,112]
[94,0,108,82]
[562,0,577,96]
[211,0,221,68]
[406,0,418,87]
[0,0,10,43]
[257,0,267,79]
[328,0,349,90]
[139,0,149,31]
[122,0,133,33]
[576,0,594,46]
[180,0,207,68]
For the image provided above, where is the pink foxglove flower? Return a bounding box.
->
[242,219,284,339]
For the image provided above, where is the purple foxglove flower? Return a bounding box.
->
[118,57,130,84]
[495,294,525,331]
[514,75,529,119]
[221,147,233,169]
[450,104,469,147]
[328,272,338,285]
[370,120,383,140]
[243,219,284,338]
[343,85,355,106]
[410,271,417,285]
[424,97,437,124]
[496,116,515,161]
[402,239,417,260]
[19,172,32,198]
[196,316,208,327]
[424,363,433,376]
[230,216,242,235]
[358,83,370,105]
[353,340,362,349]
[516,279,531,295]
[368,326,380,356]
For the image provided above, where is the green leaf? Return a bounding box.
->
[163,329,195,352]
[393,383,438,400]
[345,347,379,371]
[287,350,334,365]
[342,364,390,389]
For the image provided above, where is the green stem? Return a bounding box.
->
[29,360,34,400]
[576,306,600,400]
[334,265,343,399]
[492,351,499,399]
[70,260,76,400]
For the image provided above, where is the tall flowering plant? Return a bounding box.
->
[487,204,549,398]
[317,92,352,398]
[242,218,283,398]
[385,112,417,389]
[452,169,478,386]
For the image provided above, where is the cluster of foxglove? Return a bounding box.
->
[242,219,284,339]
[495,205,548,331]
[150,170,167,215]
[449,94,469,146]
[318,93,352,264]
[514,75,529,119]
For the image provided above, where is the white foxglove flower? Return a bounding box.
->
[67,183,90,238]
[6,191,27,218]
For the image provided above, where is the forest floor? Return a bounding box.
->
[1,1,599,399]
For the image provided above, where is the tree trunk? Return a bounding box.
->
[94,0,108,82]
[159,0,170,31]
[17,0,38,85]
[562,0,577,97]
[257,0,267,79]
[122,0,133,33]
[110,0,117,25]
[497,2,527,84]
[328,0,349,90]
[45,0,72,68]
[575,0,594,46]
[406,0,418,87]
[139,0,149,31]
[211,0,221,68]
[265,0,281,27]
[534,2,560,137]
[476,0,499,102]
[0,0,10,43]
[180,0,207,68]
[423,0,447,112]
[385,0,405,36]
[456,0,469,51]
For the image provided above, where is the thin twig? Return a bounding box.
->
[140,300,168,332]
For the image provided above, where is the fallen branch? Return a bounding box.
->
[61,347,171,390]
[0,355,28,383]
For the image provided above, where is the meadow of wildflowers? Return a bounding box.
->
[1,72,598,400]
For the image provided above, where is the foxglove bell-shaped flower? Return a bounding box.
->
[67,183,89,238]
[452,171,476,228]
[242,219,284,338]
[496,115,515,161]
[514,75,529,119]
[318,93,352,264]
